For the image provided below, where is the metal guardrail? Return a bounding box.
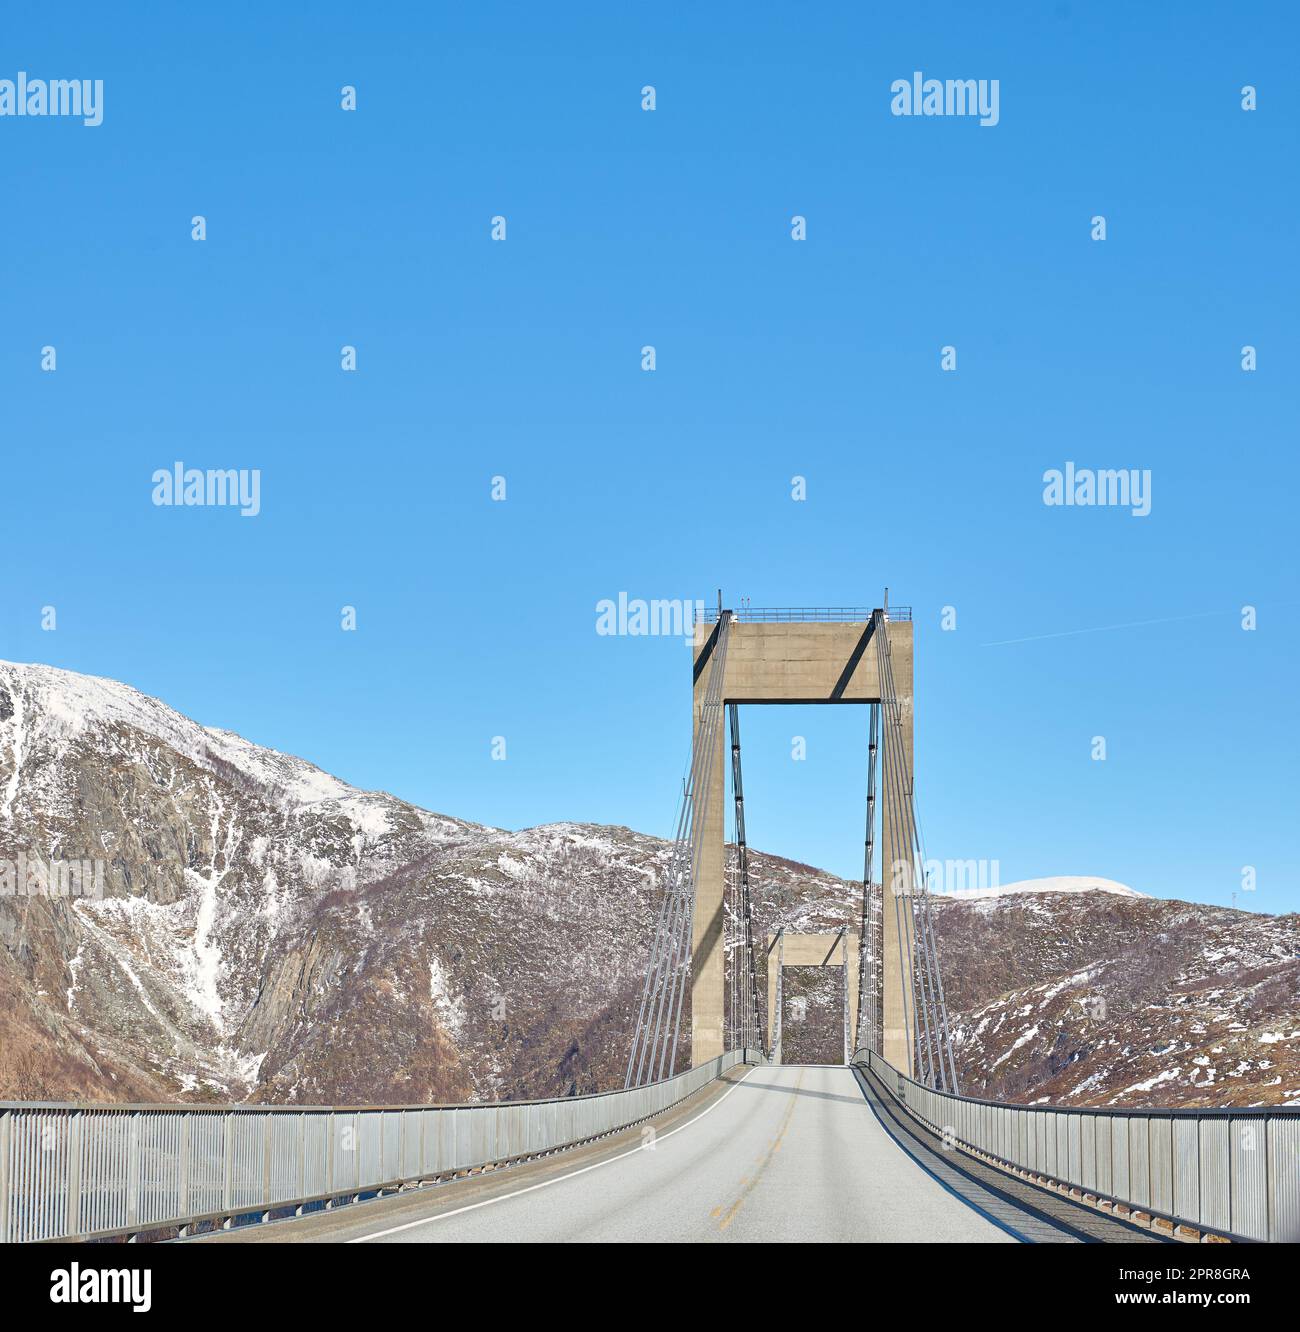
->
[0,1049,762,1243]
[699,607,912,624]
[854,1048,1300,1243]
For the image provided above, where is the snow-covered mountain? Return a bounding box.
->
[942,875,1147,901]
[0,660,478,1102]
[0,660,854,1104]
[930,890,1300,1108]
[1,660,1295,1109]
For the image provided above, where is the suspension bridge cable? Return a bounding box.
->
[875,619,938,1086]
[873,610,943,1086]
[883,632,958,1092]
[855,702,879,1054]
[903,762,960,1092]
[874,612,959,1091]
[877,626,919,1079]
[728,704,765,1056]
[626,613,733,1086]
[657,613,731,1080]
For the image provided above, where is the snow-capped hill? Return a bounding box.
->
[0,659,486,1102]
[0,661,860,1106]
[1,661,424,825]
[931,890,1299,1108]
[0,659,254,779]
[0,661,1293,1113]
[0,659,476,849]
[945,876,1148,901]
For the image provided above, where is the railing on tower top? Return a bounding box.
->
[699,607,912,624]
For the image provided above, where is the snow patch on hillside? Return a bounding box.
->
[1,674,25,821]
[429,955,467,1039]
[943,876,1147,902]
[186,868,225,1026]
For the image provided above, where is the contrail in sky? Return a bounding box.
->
[981,607,1236,648]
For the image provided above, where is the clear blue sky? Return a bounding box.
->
[2,4,1296,912]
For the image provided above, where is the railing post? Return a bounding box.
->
[125,1112,141,1231]
[0,1110,10,1244]
[178,1113,191,1220]
[66,1111,83,1238]
[1145,1117,1154,1216]
[298,1113,306,1200]
[326,1111,335,1198]
[1264,1111,1272,1243]
[262,1114,273,1207]
[221,1114,233,1215]
[1194,1112,1202,1234]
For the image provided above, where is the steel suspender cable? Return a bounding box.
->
[884,693,935,1086]
[774,929,784,1063]
[903,751,959,1092]
[659,613,730,1079]
[876,617,936,1085]
[902,779,960,1091]
[629,695,714,1088]
[727,704,765,1056]
[878,631,918,1079]
[875,613,917,1071]
[874,613,929,1082]
[842,929,851,1065]
[867,706,884,1057]
[855,703,879,1054]
[874,610,959,1091]
[865,713,883,1059]
[729,706,741,1053]
[626,816,686,1086]
[724,833,732,1053]
[626,611,732,1086]
[879,623,957,1092]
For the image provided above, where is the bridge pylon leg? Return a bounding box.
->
[879,623,916,1077]
[689,695,728,1064]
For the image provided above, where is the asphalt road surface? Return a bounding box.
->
[197,1064,1027,1243]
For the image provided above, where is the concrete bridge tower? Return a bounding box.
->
[690,608,915,1074]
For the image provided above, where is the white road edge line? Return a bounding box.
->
[347,1066,757,1243]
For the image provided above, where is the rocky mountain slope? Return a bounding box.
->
[1,660,1295,1109]
[0,660,855,1105]
[931,888,1300,1108]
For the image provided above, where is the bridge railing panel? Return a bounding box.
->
[1109,1117,1129,1205]
[854,1047,1300,1243]
[1150,1118,1174,1217]
[306,1114,329,1198]
[1232,1116,1268,1240]
[1126,1117,1147,1209]
[1080,1114,1097,1194]
[1095,1113,1113,1197]
[1269,1117,1300,1243]
[1199,1118,1230,1232]
[0,1047,761,1243]
[1063,1113,1078,1189]
[192,1112,224,1215]
[1172,1118,1197,1223]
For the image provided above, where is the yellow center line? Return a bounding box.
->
[717,1070,803,1232]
